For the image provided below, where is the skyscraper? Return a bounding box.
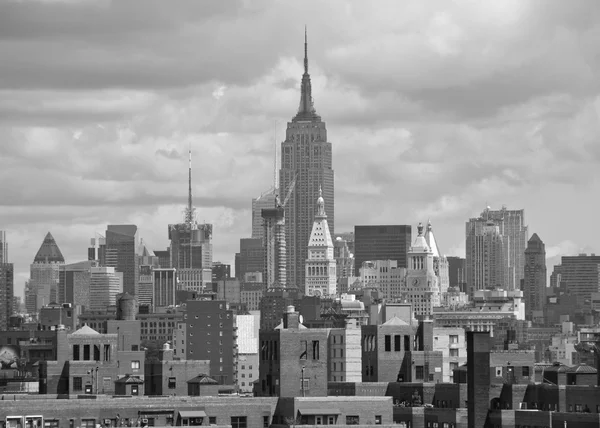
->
[0,231,13,330]
[280,29,334,289]
[305,189,336,297]
[354,225,412,274]
[465,216,505,296]
[26,232,65,317]
[424,220,449,297]
[553,254,600,310]
[168,150,213,271]
[405,223,439,318]
[262,203,286,289]
[523,233,547,322]
[252,189,277,241]
[105,224,139,297]
[235,238,264,282]
[484,207,528,290]
[89,266,122,311]
[447,257,467,292]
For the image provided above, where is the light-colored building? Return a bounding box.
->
[152,268,176,308]
[176,267,212,293]
[305,189,336,297]
[241,283,263,311]
[433,289,525,334]
[280,33,334,290]
[404,223,439,318]
[236,311,260,393]
[329,318,362,382]
[425,220,449,298]
[359,260,405,301]
[262,205,286,289]
[433,327,467,383]
[89,267,123,311]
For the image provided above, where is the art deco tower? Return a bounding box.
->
[280,29,334,288]
[523,233,546,322]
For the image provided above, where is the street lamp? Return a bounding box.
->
[301,366,306,397]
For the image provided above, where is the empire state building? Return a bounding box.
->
[279,29,334,289]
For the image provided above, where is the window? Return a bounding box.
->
[209,418,216,425]
[263,416,269,428]
[385,335,391,352]
[131,361,140,370]
[231,417,247,428]
[83,344,90,360]
[73,344,80,360]
[131,385,138,396]
[522,366,530,377]
[168,377,176,389]
[73,377,83,391]
[81,420,95,428]
[312,340,320,360]
[450,335,459,344]
[346,416,359,425]
[375,415,382,425]
[241,365,245,370]
[44,420,59,428]
[496,367,503,377]
[415,366,424,380]
[449,349,459,357]
[301,378,309,391]
[394,335,401,351]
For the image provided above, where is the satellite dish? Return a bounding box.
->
[299,315,304,324]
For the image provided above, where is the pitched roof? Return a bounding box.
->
[71,325,100,336]
[382,315,409,326]
[565,363,597,374]
[424,220,441,258]
[115,374,144,384]
[187,374,219,385]
[33,232,65,263]
[308,218,333,248]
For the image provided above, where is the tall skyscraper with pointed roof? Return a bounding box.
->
[280,29,334,288]
[26,232,65,317]
[305,189,336,296]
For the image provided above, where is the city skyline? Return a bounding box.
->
[1,0,599,297]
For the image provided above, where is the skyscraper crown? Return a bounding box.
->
[293,27,321,122]
[33,232,65,263]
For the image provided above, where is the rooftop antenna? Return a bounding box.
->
[274,122,278,192]
[304,25,308,74]
[185,143,196,225]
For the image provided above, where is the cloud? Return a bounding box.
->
[1,0,600,297]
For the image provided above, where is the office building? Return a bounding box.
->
[252,188,277,240]
[405,223,439,318]
[153,268,177,308]
[280,30,334,289]
[465,214,506,296]
[89,267,123,312]
[553,254,600,310]
[177,268,212,293]
[0,231,13,330]
[523,233,547,322]
[154,249,171,269]
[485,207,528,290]
[185,299,237,385]
[26,232,65,317]
[168,151,213,271]
[59,260,94,308]
[447,256,466,292]
[212,262,231,281]
[354,225,412,274]
[105,225,139,297]
[235,311,260,393]
[359,260,405,301]
[334,236,354,283]
[235,238,264,282]
[305,189,336,297]
[433,327,467,383]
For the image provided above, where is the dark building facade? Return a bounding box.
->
[552,254,600,310]
[235,238,264,281]
[105,225,139,297]
[185,300,236,386]
[354,225,412,274]
[523,234,547,322]
[212,262,231,282]
[0,262,14,331]
[447,256,467,292]
[279,31,334,290]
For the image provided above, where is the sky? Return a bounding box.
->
[1,0,600,298]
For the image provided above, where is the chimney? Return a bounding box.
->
[283,305,300,329]
[467,331,491,428]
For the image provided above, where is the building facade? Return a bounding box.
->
[425,220,449,298]
[523,233,547,322]
[305,190,336,297]
[262,206,287,289]
[280,31,334,290]
[235,238,264,282]
[27,232,65,317]
[354,225,412,274]
[553,254,600,310]
[252,188,277,241]
[360,260,406,301]
[105,225,139,297]
[152,268,177,308]
[89,267,123,312]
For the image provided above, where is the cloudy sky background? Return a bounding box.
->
[2,0,600,298]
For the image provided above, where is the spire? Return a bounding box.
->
[184,148,196,225]
[294,26,320,122]
[425,219,441,258]
[34,232,65,264]
[316,186,326,218]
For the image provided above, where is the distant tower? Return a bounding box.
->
[305,188,336,297]
[523,233,547,322]
[27,232,65,317]
[169,149,213,270]
[404,223,439,318]
[262,198,286,289]
[105,225,139,296]
[424,220,449,297]
[0,231,13,330]
[280,28,334,288]
[252,132,278,240]
[465,210,506,297]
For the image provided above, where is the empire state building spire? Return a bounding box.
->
[294,26,320,122]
